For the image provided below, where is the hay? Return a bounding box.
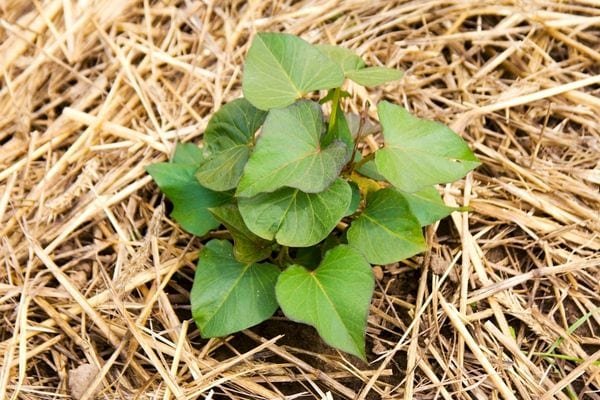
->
[1,0,599,399]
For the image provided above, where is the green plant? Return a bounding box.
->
[146,32,480,359]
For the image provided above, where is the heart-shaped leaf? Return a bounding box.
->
[346,67,403,87]
[209,204,273,263]
[345,181,361,216]
[243,33,344,110]
[203,98,267,152]
[191,240,280,337]
[356,157,387,182]
[347,188,425,264]
[237,100,348,197]
[196,99,267,191]
[196,146,250,191]
[145,144,230,236]
[322,102,353,160]
[316,44,365,74]
[316,44,402,87]
[172,142,203,164]
[375,101,480,193]
[291,234,342,268]
[238,179,351,247]
[350,171,383,197]
[276,245,374,359]
[397,187,456,226]
[346,112,378,138]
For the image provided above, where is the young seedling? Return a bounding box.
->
[147,32,480,359]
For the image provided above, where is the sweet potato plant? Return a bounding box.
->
[147,32,479,359]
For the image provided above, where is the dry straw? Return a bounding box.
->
[1,1,599,399]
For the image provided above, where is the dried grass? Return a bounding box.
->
[1,1,599,399]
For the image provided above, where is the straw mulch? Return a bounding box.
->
[1,1,599,399]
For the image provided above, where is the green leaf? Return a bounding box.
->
[345,181,361,216]
[316,44,402,87]
[322,103,353,160]
[146,146,230,236]
[350,171,383,198]
[237,100,348,197]
[242,33,344,110]
[276,245,374,359]
[196,99,267,191]
[172,142,203,164]
[196,146,250,191]
[347,188,425,264]
[346,67,403,87]
[204,98,267,152]
[375,101,480,193]
[238,179,351,247]
[209,204,273,263]
[316,44,365,74]
[292,246,322,268]
[191,240,280,337]
[356,158,387,182]
[346,112,378,138]
[396,187,456,226]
